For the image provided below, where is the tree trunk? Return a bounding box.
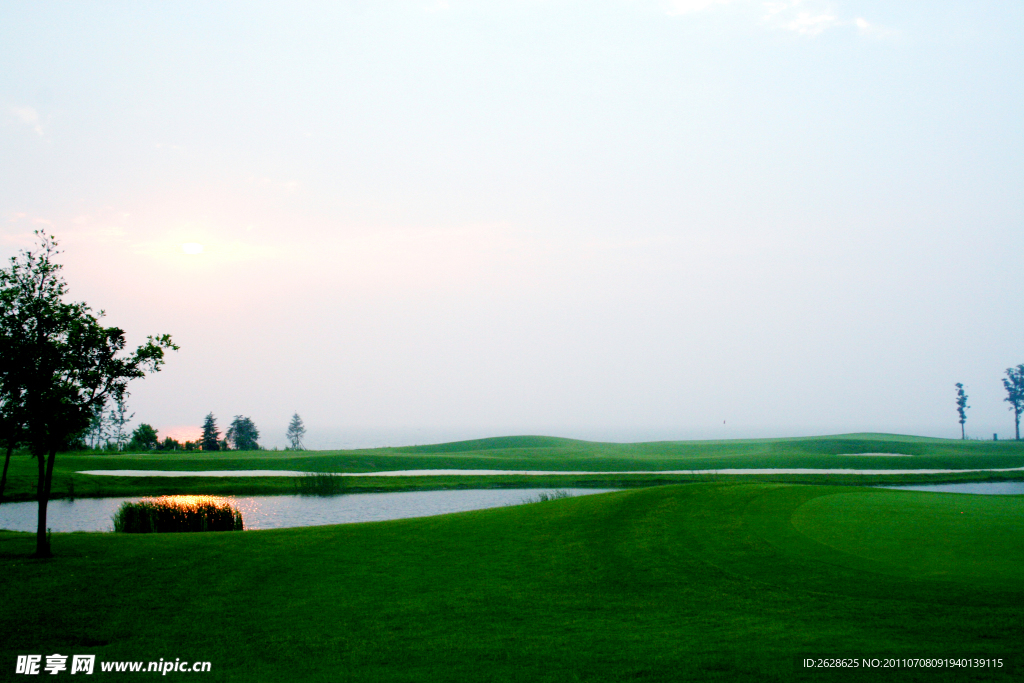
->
[0,444,12,503]
[33,448,48,557]
[1017,410,1021,441]
[961,423,965,440]
[33,447,56,558]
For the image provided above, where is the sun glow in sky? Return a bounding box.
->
[161,426,202,444]
[2,2,1022,448]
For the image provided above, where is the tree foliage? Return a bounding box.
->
[1003,365,1024,441]
[128,423,159,451]
[0,233,176,556]
[83,409,109,450]
[954,383,969,440]
[227,415,259,451]
[80,397,136,451]
[286,413,306,450]
[201,412,220,451]
[159,436,182,451]
[108,398,134,450]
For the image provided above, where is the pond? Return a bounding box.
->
[880,482,1024,496]
[0,488,616,533]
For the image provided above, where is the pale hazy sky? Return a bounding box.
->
[2,1,1022,448]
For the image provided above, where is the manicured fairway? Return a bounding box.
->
[791,490,1024,584]
[1,483,1020,681]
[3,433,1024,502]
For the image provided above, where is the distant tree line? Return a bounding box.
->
[76,411,308,453]
[199,412,260,451]
[954,364,1024,440]
[49,408,310,453]
[192,412,306,451]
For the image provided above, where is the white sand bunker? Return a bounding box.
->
[837,453,914,457]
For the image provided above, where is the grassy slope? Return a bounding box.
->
[3,433,1024,502]
[1,483,1020,682]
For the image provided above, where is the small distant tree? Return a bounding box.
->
[83,409,105,450]
[1003,365,1024,441]
[227,416,259,451]
[286,413,306,450]
[955,383,969,440]
[109,398,134,450]
[201,412,220,451]
[83,400,133,451]
[128,423,159,451]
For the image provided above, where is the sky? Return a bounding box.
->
[1,1,1022,449]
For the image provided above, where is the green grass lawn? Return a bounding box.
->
[3,433,1024,502]
[1,482,1021,682]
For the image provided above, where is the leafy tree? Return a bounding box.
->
[1003,365,1024,441]
[201,412,220,451]
[128,423,159,451]
[286,413,306,450]
[0,233,176,557]
[227,415,259,451]
[955,383,969,440]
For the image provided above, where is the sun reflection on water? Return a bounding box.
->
[139,495,266,528]
[143,495,232,508]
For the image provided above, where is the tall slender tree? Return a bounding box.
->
[0,233,176,556]
[83,409,108,450]
[201,412,220,451]
[955,383,969,440]
[1003,365,1024,441]
[109,397,134,451]
[286,413,306,450]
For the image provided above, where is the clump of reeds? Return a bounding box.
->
[522,489,573,504]
[295,471,346,496]
[113,496,244,533]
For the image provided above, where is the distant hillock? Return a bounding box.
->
[396,435,585,454]
[777,437,928,456]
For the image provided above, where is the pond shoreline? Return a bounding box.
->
[2,468,1023,504]
[3,483,1021,534]
[0,488,618,533]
